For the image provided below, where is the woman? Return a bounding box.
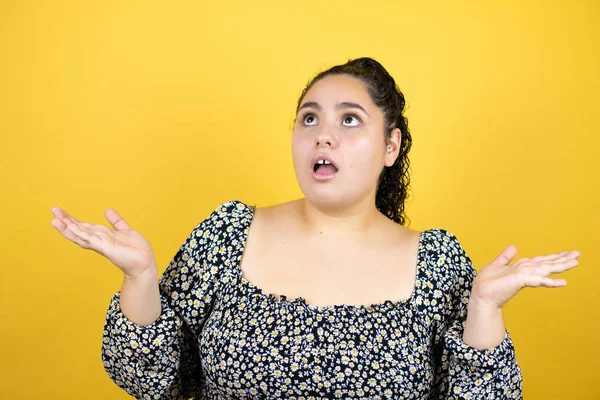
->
[51,57,579,399]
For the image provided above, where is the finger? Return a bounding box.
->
[52,217,78,239]
[547,250,580,261]
[524,275,567,288]
[57,215,88,232]
[492,245,518,266]
[52,218,92,249]
[51,206,82,224]
[533,257,580,277]
[538,277,567,287]
[105,208,132,231]
[70,222,111,252]
[530,251,570,263]
[518,249,580,269]
[67,221,95,242]
[63,215,93,228]
[51,206,68,218]
[65,221,92,242]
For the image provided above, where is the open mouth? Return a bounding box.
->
[313,162,338,174]
[312,160,339,179]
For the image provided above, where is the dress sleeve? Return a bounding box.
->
[430,231,523,399]
[101,203,227,400]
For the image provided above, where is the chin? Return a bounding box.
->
[297,182,337,204]
[301,187,364,212]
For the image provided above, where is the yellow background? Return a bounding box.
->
[1,0,598,398]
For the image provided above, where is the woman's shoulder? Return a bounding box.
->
[209,199,257,216]
[185,200,257,240]
[419,228,476,286]
[421,227,462,246]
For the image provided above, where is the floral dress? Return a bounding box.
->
[101,200,523,399]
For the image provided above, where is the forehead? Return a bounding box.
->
[302,74,374,107]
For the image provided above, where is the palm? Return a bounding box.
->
[51,206,156,277]
[471,246,580,308]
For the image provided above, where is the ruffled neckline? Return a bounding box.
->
[232,201,428,316]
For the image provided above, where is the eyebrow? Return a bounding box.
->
[298,101,370,117]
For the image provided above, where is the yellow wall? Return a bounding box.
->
[1,0,598,398]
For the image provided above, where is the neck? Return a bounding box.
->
[298,197,383,241]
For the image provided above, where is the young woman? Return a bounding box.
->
[51,57,580,399]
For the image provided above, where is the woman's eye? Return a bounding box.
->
[342,114,361,127]
[303,114,318,126]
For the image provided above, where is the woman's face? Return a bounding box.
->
[292,74,399,211]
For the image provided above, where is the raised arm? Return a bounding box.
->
[429,231,523,399]
[52,203,227,399]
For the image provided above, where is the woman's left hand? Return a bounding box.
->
[470,246,581,309]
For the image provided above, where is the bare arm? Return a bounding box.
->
[120,264,161,326]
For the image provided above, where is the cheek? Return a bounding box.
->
[346,136,382,166]
[291,133,311,166]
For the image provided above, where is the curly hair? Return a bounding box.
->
[294,57,413,226]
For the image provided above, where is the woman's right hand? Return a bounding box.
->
[51,206,157,278]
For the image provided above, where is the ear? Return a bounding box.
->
[385,128,402,167]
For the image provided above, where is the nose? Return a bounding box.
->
[315,125,338,149]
